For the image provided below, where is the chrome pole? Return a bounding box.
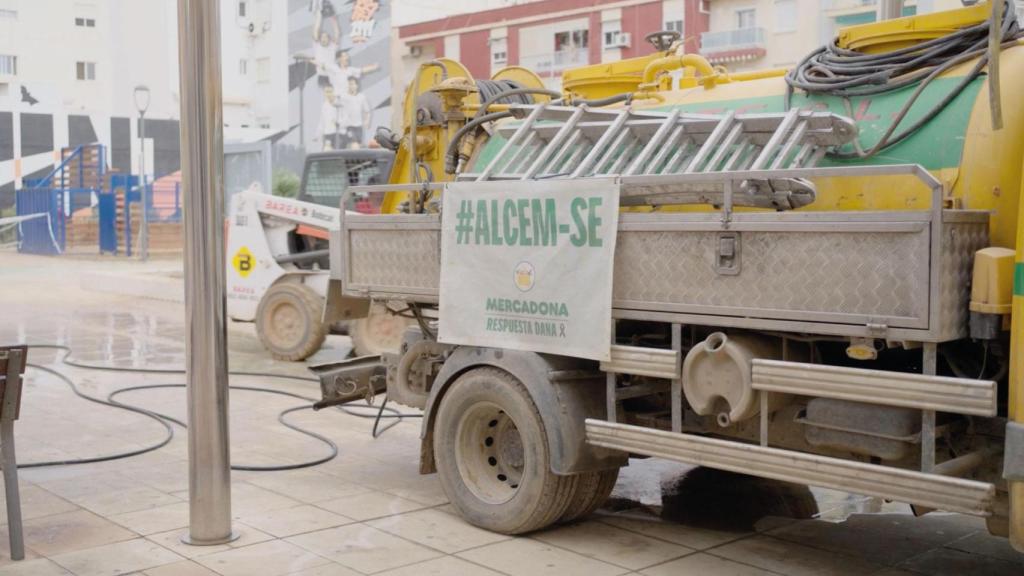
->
[177,0,236,545]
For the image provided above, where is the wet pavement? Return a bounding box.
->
[0,251,1022,575]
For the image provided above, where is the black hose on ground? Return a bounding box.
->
[17,344,420,470]
[785,0,1023,159]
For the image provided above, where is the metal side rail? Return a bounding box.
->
[585,419,996,516]
[752,359,997,417]
[600,344,678,379]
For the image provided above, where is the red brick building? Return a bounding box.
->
[395,0,710,88]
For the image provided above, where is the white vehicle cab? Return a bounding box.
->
[226,149,408,360]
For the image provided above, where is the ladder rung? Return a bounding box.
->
[685,110,735,173]
[626,109,682,176]
[571,109,631,178]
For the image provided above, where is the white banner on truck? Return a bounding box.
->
[438,179,620,362]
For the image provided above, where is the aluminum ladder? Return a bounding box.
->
[457,104,858,210]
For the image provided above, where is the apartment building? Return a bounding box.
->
[0,0,288,200]
[394,0,708,95]
[698,0,974,72]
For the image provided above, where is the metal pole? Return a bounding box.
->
[139,110,149,261]
[177,0,236,546]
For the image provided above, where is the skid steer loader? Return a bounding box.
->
[226,148,412,360]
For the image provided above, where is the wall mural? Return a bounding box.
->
[287,0,391,155]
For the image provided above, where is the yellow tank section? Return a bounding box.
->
[562,53,665,100]
[837,3,990,52]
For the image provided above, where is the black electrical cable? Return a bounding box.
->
[105,383,339,472]
[22,363,175,468]
[444,80,563,175]
[444,110,516,174]
[785,0,1023,159]
[17,344,420,470]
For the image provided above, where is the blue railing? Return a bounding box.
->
[17,144,108,255]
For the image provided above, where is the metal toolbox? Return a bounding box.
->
[335,166,989,342]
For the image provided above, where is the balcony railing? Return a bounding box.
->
[826,0,878,13]
[518,48,589,75]
[700,27,766,53]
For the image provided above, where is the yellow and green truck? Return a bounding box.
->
[313,2,1024,549]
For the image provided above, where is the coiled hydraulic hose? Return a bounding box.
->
[785,0,1023,158]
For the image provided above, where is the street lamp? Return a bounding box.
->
[134,84,151,261]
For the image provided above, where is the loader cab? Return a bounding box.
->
[298,149,394,214]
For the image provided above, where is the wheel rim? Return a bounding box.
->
[265,299,305,351]
[454,401,525,505]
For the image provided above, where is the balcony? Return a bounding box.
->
[518,48,589,77]
[700,27,766,52]
[699,27,766,63]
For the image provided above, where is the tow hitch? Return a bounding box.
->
[310,355,387,410]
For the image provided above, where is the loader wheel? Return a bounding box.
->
[560,468,619,523]
[434,367,578,534]
[350,302,412,356]
[255,282,326,361]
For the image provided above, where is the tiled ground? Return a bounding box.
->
[0,252,1022,575]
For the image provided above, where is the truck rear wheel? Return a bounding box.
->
[255,282,326,361]
[349,302,411,356]
[434,367,578,534]
[560,468,619,523]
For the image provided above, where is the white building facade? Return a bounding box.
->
[0,0,288,203]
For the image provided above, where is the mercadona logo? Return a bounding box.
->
[513,261,535,292]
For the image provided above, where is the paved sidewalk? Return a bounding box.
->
[0,252,1021,576]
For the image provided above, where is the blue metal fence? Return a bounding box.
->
[98,192,117,254]
[15,145,108,255]
[15,188,64,255]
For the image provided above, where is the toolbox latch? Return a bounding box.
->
[716,232,740,275]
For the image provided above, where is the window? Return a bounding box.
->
[256,57,270,83]
[554,29,588,51]
[74,17,96,27]
[239,59,248,75]
[76,61,95,80]
[663,0,685,35]
[736,8,756,29]
[774,0,796,33]
[238,1,246,17]
[603,20,622,48]
[491,38,507,66]
[0,55,15,76]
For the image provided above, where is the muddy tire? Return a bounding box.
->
[255,282,326,361]
[349,302,412,356]
[560,468,619,523]
[434,367,578,534]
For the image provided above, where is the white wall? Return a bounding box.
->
[0,0,290,191]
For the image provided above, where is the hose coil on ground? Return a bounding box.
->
[785,1,1023,158]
